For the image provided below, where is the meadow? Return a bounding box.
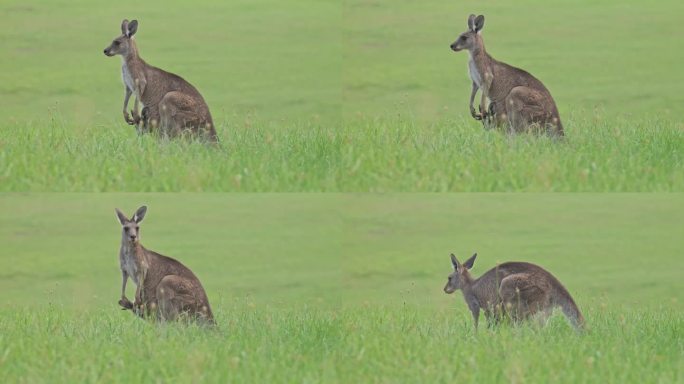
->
[1,0,683,191]
[0,194,683,382]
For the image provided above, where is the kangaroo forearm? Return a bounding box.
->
[132,97,140,115]
[121,271,128,298]
[134,284,142,303]
[134,78,147,103]
[469,83,478,108]
[123,88,132,112]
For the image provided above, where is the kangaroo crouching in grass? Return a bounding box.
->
[115,206,215,325]
[104,19,218,142]
[450,14,564,136]
[444,253,584,330]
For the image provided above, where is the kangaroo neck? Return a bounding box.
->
[468,44,490,69]
[459,273,480,303]
[122,40,144,70]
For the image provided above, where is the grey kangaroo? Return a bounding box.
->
[115,206,214,324]
[104,19,218,142]
[444,253,583,330]
[450,15,564,136]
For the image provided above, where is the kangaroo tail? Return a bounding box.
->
[553,285,584,330]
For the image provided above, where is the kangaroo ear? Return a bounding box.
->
[467,14,476,31]
[474,15,485,33]
[121,19,129,36]
[126,20,138,38]
[450,253,460,269]
[133,205,147,223]
[463,253,477,269]
[115,208,128,225]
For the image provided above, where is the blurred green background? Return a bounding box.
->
[2,0,683,125]
[1,194,682,311]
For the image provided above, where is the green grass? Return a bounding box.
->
[1,305,681,383]
[1,113,682,191]
[0,194,683,382]
[2,0,684,191]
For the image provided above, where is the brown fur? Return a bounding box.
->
[450,14,564,136]
[115,206,214,325]
[444,253,584,330]
[104,19,218,142]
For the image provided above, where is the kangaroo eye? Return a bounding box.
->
[460,36,467,41]
[114,41,120,46]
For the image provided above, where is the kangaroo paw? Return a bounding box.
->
[118,298,134,310]
[470,106,482,120]
[131,110,142,125]
[123,112,136,126]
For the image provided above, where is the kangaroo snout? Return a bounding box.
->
[103,48,113,57]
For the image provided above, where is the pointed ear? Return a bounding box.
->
[463,252,477,269]
[450,253,460,269]
[126,20,138,38]
[467,14,476,31]
[121,19,129,35]
[133,205,147,223]
[115,208,128,225]
[474,15,485,33]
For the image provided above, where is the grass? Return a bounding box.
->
[1,113,682,191]
[0,194,682,382]
[1,305,681,383]
[1,0,684,191]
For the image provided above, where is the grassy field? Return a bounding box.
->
[1,0,683,191]
[1,113,682,191]
[1,305,680,383]
[0,194,682,382]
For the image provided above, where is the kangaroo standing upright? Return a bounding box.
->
[450,14,564,136]
[104,19,218,142]
[444,253,584,330]
[115,206,215,324]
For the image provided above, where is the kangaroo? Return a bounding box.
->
[443,253,584,330]
[450,14,564,136]
[115,206,215,324]
[103,19,218,142]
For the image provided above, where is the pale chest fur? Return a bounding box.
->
[121,62,136,94]
[121,61,146,107]
[120,247,144,285]
[468,55,483,88]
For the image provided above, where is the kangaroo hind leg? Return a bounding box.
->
[159,91,209,139]
[156,275,204,322]
[499,274,550,323]
[504,86,553,134]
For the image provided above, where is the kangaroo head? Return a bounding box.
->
[115,206,147,244]
[450,14,485,52]
[104,19,139,57]
[443,252,477,294]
